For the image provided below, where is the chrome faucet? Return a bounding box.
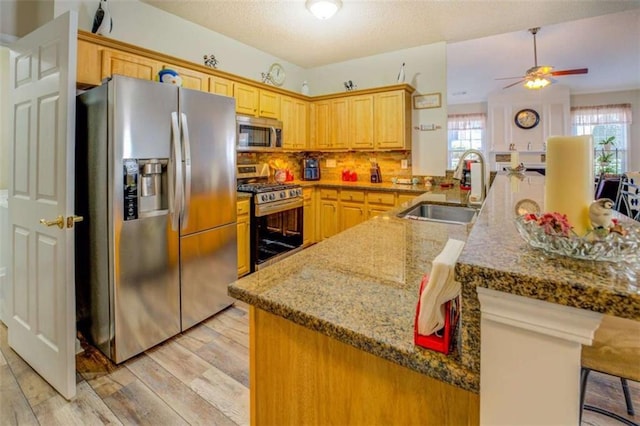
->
[453,149,486,206]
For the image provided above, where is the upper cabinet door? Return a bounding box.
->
[209,76,234,97]
[234,82,259,116]
[350,95,374,149]
[330,98,349,149]
[259,90,281,119]
[281,96,309,150]
[374,90,410,150]
[163,64,209,91]
[313,101,331,149]
[102,49,162,81]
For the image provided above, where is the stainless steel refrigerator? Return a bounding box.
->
[75,75,237,363]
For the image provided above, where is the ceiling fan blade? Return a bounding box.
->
[551,68,588,76]
[503,80,525,89]
[495,76,525,80]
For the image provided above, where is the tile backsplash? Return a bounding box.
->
[238,151,417,182]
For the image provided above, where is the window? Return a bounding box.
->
[447,113,486,169]
[571,104,632,175]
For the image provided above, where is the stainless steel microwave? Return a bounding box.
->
[236,115,282,151]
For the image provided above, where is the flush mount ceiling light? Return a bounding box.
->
[306,0,342,20]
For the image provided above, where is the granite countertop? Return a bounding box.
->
[455,172,640,373]
[229,191,481,393]
[229,172,639,394]
[457,173,640,320]
[294,179,468,203]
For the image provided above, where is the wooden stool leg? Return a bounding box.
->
[580,368,591,423]
[621,378,635,416]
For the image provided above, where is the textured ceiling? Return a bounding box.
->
[140,0,640,68]
[139,1,640,103]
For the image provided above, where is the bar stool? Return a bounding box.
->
[615,173,640,221]
[580,315,640,425]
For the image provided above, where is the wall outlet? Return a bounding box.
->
[326,159,337,168]
[369,157,377,163]
[401,159,408,169]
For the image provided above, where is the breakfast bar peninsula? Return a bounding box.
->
[228,174,639,425]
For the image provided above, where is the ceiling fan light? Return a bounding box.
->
[525,77,551,90]
[306,0,342,20]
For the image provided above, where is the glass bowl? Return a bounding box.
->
[514,215,640,263]
[506,166,527,175]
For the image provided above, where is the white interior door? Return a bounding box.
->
[7,11,78,400]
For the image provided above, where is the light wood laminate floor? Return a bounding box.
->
[1,302,638,425]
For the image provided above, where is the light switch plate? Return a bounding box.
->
[401,159,408,169]
[326,159,336,168]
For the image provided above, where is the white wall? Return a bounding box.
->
[53,0,308,93]
[304,43,448,176]
[0,0,53,40]
[571,89,640,171]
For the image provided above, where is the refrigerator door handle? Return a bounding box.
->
[180,112,192,229]
[170,111,184,231]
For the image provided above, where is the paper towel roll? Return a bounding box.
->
[470,162,482,202]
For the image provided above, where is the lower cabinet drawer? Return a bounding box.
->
[320,188,339,200]
[340,190,365,203]
[367,191,395,206]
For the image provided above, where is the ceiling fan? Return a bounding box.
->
[497,27,588,89]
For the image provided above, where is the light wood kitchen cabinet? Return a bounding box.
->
[162,64,209,91]
[339,190,366,231]
[318,188,339,241]
[311,99,349,149]
[302,187,315,246]
[366,191,396,219]
[349,95,374,149]
[208,76,234,97]
[281,96,309,150]
[234,82,260,116]
[101,49,162,82]
[237,199,250,277]
[397,193,418,206]
[312,101,332,149]
[234,83,281,118]
[374,90,411,150]
[259,90,281,119]
[331,98,350,149]
[77,39,102,87]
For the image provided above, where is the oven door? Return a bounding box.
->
[252,199,303,270]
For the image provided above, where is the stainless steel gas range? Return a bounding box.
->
[237,164,304,272]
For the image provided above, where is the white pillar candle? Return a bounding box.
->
[544,135,594,236]
[510,174,520,193]
[510,151,519,169]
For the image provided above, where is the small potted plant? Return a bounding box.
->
[596,136,617,174]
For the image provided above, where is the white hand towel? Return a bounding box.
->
[417,239,466,336]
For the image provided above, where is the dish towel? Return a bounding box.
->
[417,239,466,336]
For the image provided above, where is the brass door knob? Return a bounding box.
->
[39,215,64,229]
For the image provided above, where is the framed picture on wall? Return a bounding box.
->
[413,93,441,109]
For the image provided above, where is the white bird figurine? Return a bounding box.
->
[397,62,406,83]
[92,0,113,36]
[589,198,615,229]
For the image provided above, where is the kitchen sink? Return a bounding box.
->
[397,203,478,225]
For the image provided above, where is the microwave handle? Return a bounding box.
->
[271,127,282,148]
